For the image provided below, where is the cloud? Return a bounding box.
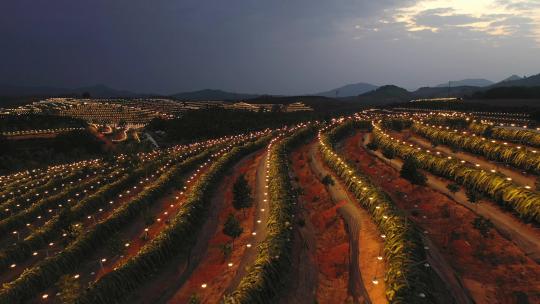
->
[351,0,540,45]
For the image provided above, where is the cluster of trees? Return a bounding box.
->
[0,130,107,174]
[400,156,427,186]
[0,114,86,132]
[147,108,322,143]
[222,174,254,249]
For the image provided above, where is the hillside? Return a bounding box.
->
[247,95,361,113]
[501,75,522,82]
[413,86,482,98]
[314,82,378,97]
[491,73,540,88]
[435,78,493,87]
[472,86,540,99]
[345,85,414,105]
[170,89,259,101]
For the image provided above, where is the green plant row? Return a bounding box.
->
[412,122,540,174]
[372,126,540,223]
[0,148,215,303]
[0,166,98,221]
[0,146,197,271]
[469,122,540,148]
[318,120,432,303]
[225,126,316,304]
[0,166,126,236]
[0,160,100,200]
[421,116,469,129]
[75,136,271,304]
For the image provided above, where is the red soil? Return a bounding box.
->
[165,152,262,303]
[290,145,350,303]
[342,132,540,304]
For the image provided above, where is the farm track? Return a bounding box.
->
[225,151,271,294]
[308,142,374,304]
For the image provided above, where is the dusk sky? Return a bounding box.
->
[2,0,540,95]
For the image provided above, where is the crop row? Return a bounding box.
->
[412,122,540,174]
[74,134,272,304]
[0,143,204,272]
[0,166,126,237]
[372,124,540,223]
[318,119,433,303]
[225,125,316,303]
[469,122,540,148]
[0,144,219,303]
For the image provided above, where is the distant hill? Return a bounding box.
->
[246,95,362,113]
[344,85,414,105]
[501,75,522,82]
[314,82,378,97]
[170,89,259,101]
[491,73,540,88]
[413,86,483,98]
[472,86,540,99]
[0,84,140,98]
[435,78,493,88]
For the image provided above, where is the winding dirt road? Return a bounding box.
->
[225,150,271,293]
[308,143,375,304]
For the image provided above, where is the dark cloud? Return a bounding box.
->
[0,1,538,94]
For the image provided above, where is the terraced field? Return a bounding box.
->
[1,113,538,304]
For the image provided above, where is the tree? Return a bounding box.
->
[400,156,427,185]
[366,141,378,151]
[219,243,233,260]
[382,147,396,159]
[472,216,494,238]
[188,293,201,304]
[223,213,243,247]
[56,274,81,303]
[271,104,281,113]
[446,183,460,194]
[466,188,481,203]
[321,174,335,186]
[232,174,253,217]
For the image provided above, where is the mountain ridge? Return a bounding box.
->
[313,82,378,97]
[435,78,493,88]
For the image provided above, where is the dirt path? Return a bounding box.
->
[225,150,271,293]
[400,130,537,188]
[308,142,384,304]
[363,133,540,263]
